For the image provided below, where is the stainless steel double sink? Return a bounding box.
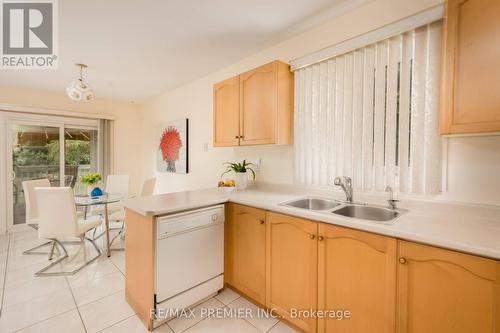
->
[279,197,403,223]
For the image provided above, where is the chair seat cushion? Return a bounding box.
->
[77,216,102,235]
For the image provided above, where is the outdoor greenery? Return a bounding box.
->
[13,140,91,166]
[221,160,256,180]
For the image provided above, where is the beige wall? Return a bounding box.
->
[141,0,500,206]
[0,85,144,195]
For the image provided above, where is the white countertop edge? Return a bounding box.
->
[124,188,500,261]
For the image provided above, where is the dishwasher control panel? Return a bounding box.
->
[156,205,224,239]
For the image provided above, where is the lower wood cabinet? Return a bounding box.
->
[397,241,500,333]
[224,203,266,304]
[318,224,397,333]
[224,204,500,333]
[266,212,318,333]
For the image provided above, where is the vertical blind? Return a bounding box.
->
[294,21,443,194]
[98,119,113,178]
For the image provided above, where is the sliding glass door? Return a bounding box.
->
[8,120,99,226]
[64,127,99,196]
[11,124,61,225]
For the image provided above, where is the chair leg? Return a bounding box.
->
[34,235,101,277]
[23,224,81,255]
[34,240,69,276]
[22,241,53,255]
[109,221,125,250]
[48,241,56,260]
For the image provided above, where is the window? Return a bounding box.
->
[293,21,443,194]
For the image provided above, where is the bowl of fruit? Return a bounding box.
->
[218,179,236,193]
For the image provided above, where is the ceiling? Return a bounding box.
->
[0,0,365,102]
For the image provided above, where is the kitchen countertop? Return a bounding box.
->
[124,185,500,260]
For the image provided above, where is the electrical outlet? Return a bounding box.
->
[203,143,208,152]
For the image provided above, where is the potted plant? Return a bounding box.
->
[80,172,103,197]
[221,160,256,190]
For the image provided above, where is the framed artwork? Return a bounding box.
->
[157,119,189,174]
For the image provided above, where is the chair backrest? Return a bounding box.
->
[22,178,51,224]
[105,175,129,198]
[34,187,78,239]
[140,178,156,196]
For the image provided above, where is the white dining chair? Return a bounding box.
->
[34,187,102,276]
[92,174,130,216]
[108,177,156,247]
[22,179,53,255]
[140,177,156,197]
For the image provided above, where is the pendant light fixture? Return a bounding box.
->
[66,63,95,102]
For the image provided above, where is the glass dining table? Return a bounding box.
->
[74,193,123,257]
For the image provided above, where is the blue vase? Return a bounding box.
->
[90,187,103,197]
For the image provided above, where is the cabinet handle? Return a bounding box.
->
[235,135,239,139]
[260,220,265,224]
[240,135,244,139]
[399,257,407,264]
[318,235,324,241]
[309,234,315,240]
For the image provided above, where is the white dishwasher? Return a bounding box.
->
[155,205,224,312]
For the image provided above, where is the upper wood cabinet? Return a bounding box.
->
[213,60,293,146]
[224,203,266,305]
[266,212,318,333]
[397,240,500,333]
[440,0,500,134]
[318,224,397,333]
[213,76,240,146]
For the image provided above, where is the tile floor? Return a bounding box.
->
[0,225,298,333]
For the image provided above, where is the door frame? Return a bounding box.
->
[2,112,99,233]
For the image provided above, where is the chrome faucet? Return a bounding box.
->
[385,186,400,210]
[334,176,353,203]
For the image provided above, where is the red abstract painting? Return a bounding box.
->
[157,119,189,173]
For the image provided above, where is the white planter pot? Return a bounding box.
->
[234,172,248,190]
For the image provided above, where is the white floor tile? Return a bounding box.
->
[66,255,119,283]
[101,315,174,333]
[183,317,260,333]
[268,321,300,333]
[0,288,76,332]
[8,237,50,257]
[227,297,278,332]
[214,288,240,305]
[5,260,51,287]
[3,273,67,307]
[0,251,8,272]
[109,251,125,274]
[15,309,86,333]
[6,249,49,271]
[69,270,124,306]
[167,297,224,333]
[78,291,134,333]
[0,234,10,255]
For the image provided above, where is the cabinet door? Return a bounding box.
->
[240,62,277,145]
[213,76,240,146]
[397,241,500,333]
[318,224,397,333]
[441,0,500,134]
[233,204,267,305]
[266,212,318,333]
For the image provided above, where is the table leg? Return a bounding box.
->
[104,204,111,257]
